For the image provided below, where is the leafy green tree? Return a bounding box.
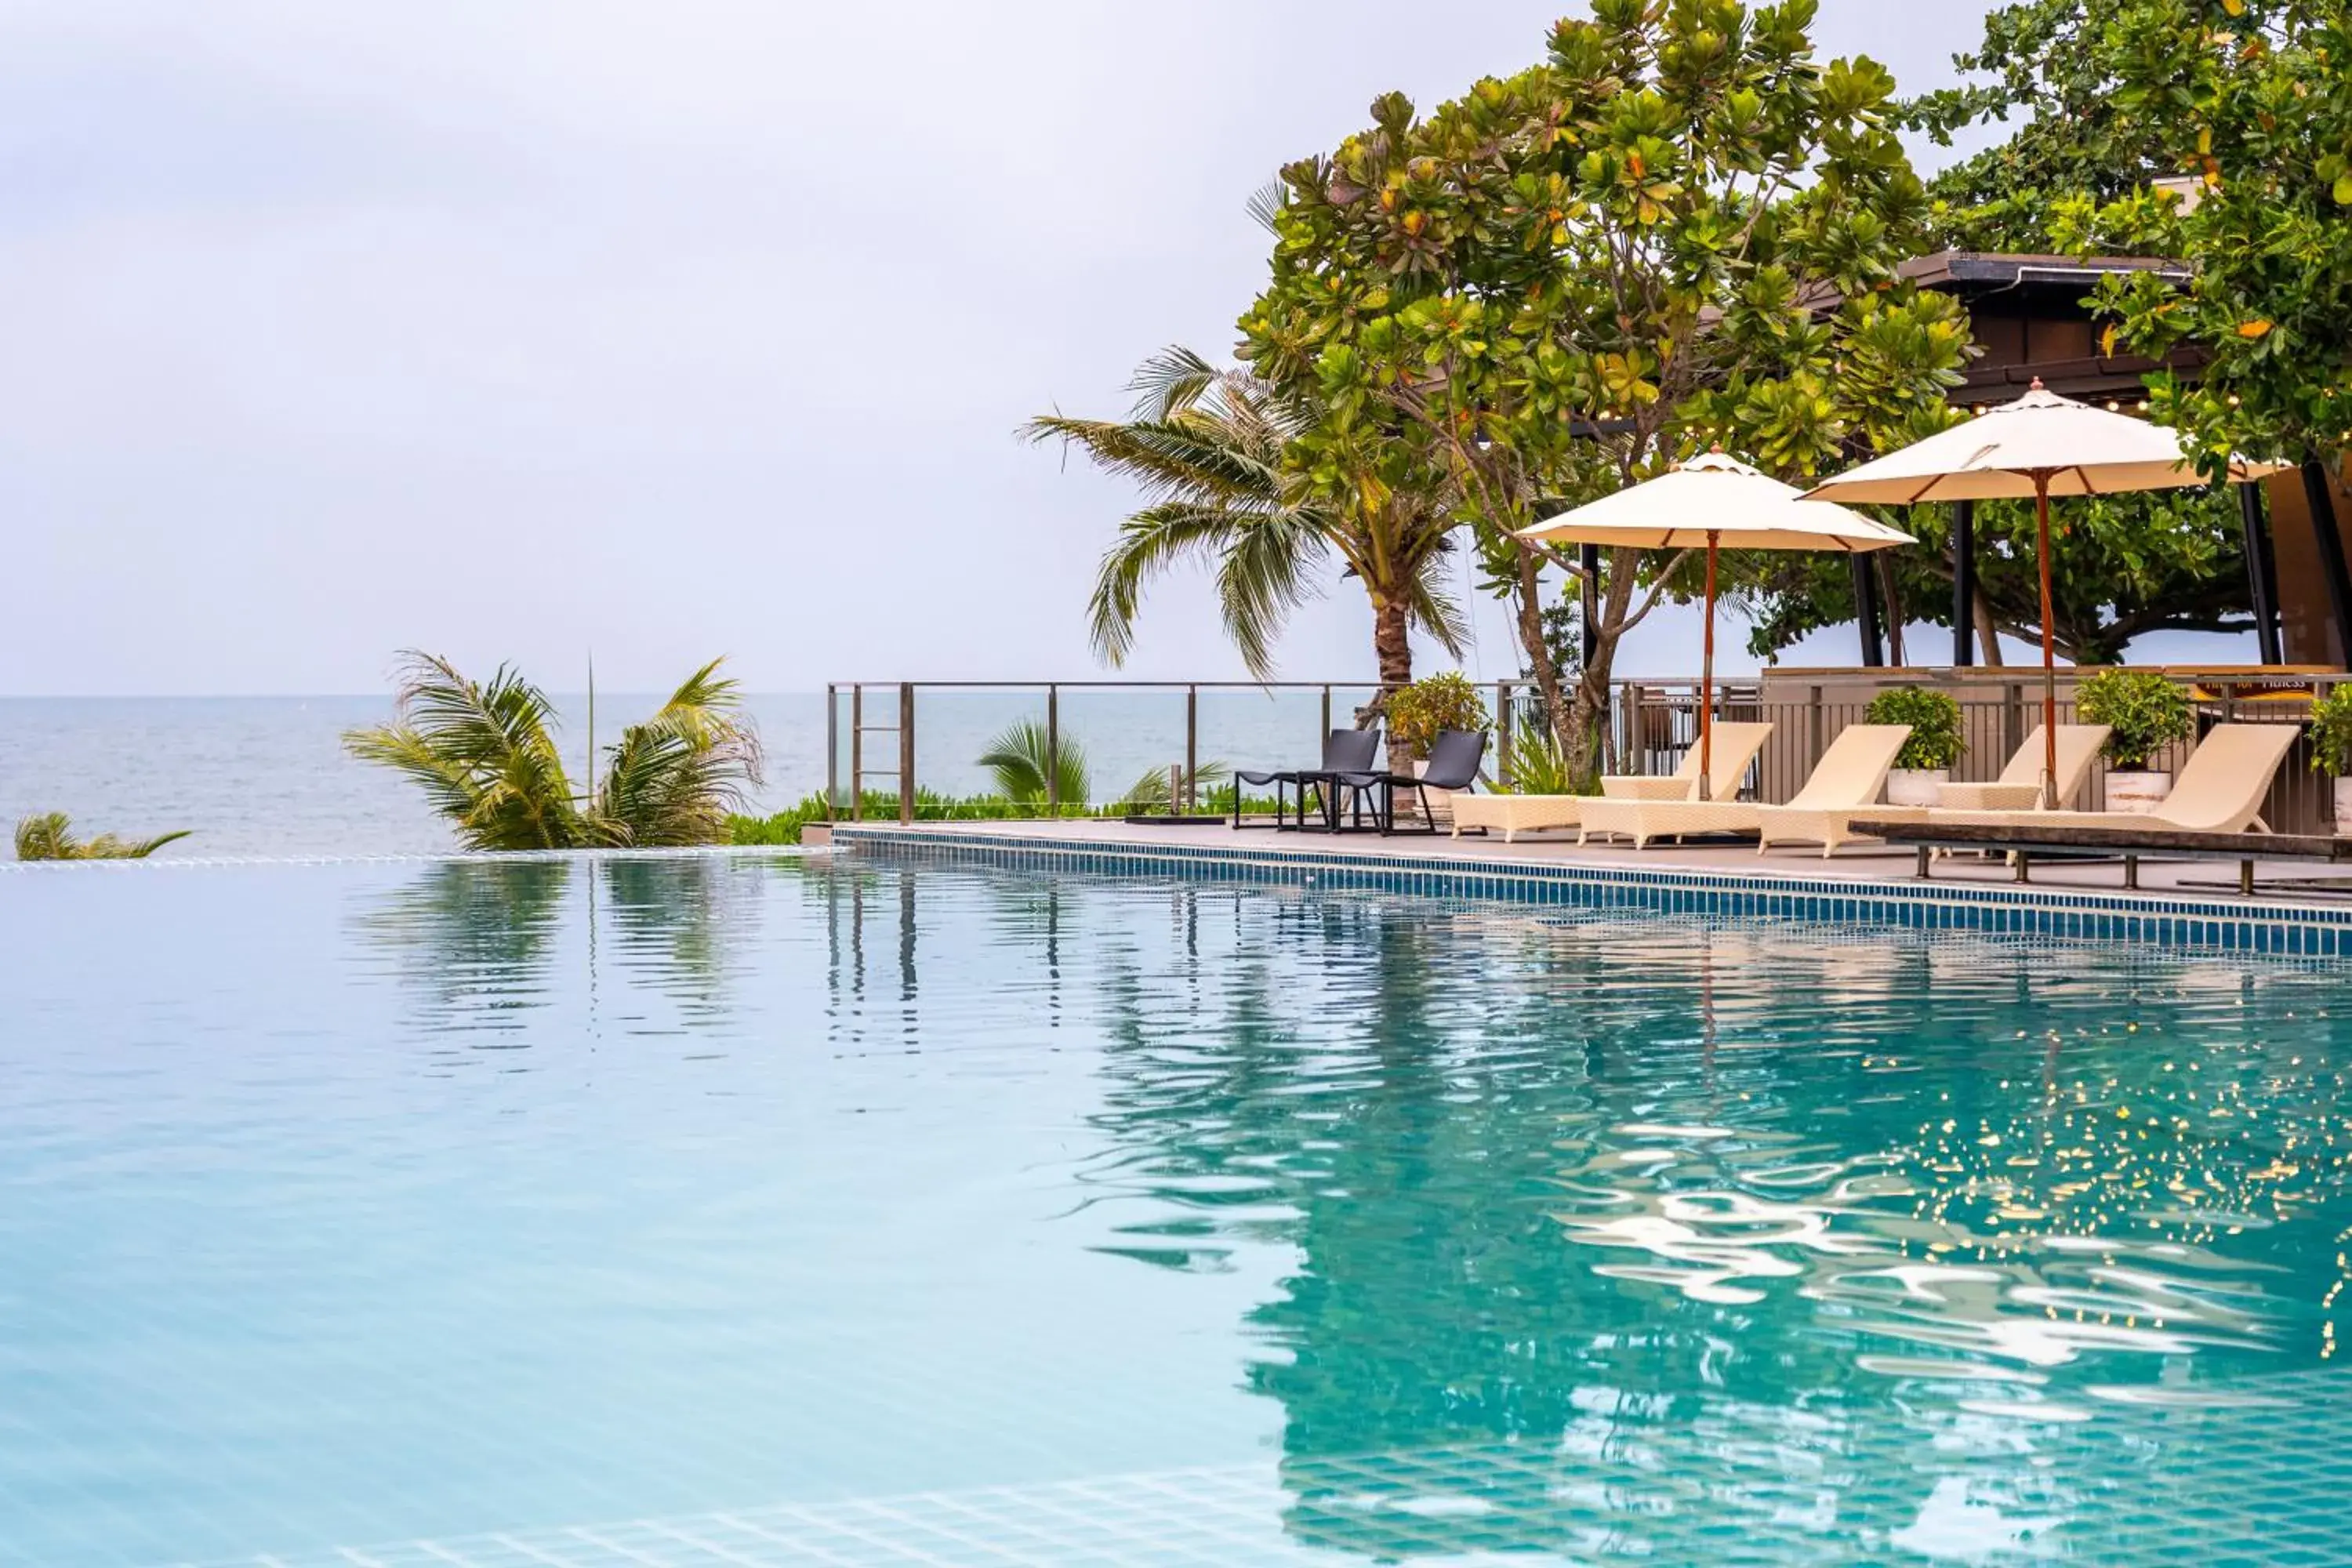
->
[2041,0,2352,480]
[344,652,762,851]
[1240,0,1969,773]
[13,813,190,861]
[1023,347,1465,690]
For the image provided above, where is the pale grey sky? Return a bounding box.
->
[0,2,2076,696]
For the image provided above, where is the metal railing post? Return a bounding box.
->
[1626,684,1645,774]
[898,684,915,826]
[1494,680,1512,786]
[1046,684,1061,817]
[826,683,838,822]
[851,684,865,822]
[1185,684,1198,813]
[1321,685,1332,741]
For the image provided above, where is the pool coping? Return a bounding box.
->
[832,824,2352,958]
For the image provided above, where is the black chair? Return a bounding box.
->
[1234,728,1381,830]
[1334,728,1489,836]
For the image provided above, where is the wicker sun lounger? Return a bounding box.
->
[1580,724,1910,851]
[1449,723,1773,843]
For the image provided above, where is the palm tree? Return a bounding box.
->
[13,814,190,861]
[344,652,762,851]
[1023,347,1465,689]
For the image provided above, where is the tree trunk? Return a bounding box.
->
[1363,592,1414,736]
[1972,587,2004,667]
[1515,546,1567,746]
[1554,547,1643,785]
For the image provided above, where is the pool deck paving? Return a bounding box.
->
[824,815,2352,907]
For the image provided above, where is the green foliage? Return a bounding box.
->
[1497,713,1594,797]
[1863,687,1967,771]
[1384,672,1489,759]
[976,719,1091,806]
[13,813,191,861]
[1024,346,1464,687]
[1740,486,2251,662]
[1239,3,1970,768]
[2076,667,2196,769]
[343,651,762,851]
[1116,760,1232,812]
[1923,0,2352,471]
[2308,688,2352,778]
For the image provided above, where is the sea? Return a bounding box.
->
[0,690,1372,858]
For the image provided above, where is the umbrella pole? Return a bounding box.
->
[2035,474,2060,809]
[1699,532,1719,802]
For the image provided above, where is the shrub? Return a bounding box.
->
[1498,713,1595,796]
[1385,672,1490,760]
[2309,688,2352,778]
[1863,687,1965,771]
[2075,668,2195,770]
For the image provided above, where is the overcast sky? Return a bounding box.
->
[0,1,2077,697]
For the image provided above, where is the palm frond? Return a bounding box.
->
[344,650,584,851]
[592,658,764,847]
[1404,535,1474,660]
[1124,345,1226,422]
[1245,178,1288,238]
[976,719,1087,807]
[13,812,191,860]
[1215,510,1333,681]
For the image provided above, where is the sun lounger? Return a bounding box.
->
[1934,720,2301,836]
[1450,723,1773,843]
[1580,724,1909,851]
[1757,723,2112,856]
[1924,724,2114,819]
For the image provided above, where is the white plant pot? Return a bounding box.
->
[2334,777,2352,835]
[2105,770,2172,815]
[1885,769,1949,808]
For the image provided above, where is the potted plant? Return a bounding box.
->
[2308,686,2352,833]
[1385,672,1490,773]
[2076,667,2195,813]
[1864,687,1965,807]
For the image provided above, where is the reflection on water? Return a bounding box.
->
[1022,880,2352,1559]
[348,854,768,1035]
[339,855,2352,1559]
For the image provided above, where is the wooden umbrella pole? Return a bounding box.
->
[1699,532,1719,801]
[2035,474,2060,809]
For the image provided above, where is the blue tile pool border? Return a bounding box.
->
[833,826,2352,959]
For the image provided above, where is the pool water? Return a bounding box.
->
[2,852,2349,1566]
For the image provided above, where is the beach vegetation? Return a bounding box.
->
[13,813,191,861]
[1025,346,1465,690]
[343,652,762,851]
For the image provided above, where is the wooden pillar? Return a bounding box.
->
[1951,500,1977,667]
[2302,458,2352,667]
[2241,483,2283,666]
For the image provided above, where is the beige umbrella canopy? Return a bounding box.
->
[1805,381,2288,806]
[1519,450,1913,797]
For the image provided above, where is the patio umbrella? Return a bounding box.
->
[1519,451,1913,797]
[1803,380,2288,807]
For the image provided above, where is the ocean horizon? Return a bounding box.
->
[0,689,1376,858]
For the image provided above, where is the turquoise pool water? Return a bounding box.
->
[2,853,2349,1565]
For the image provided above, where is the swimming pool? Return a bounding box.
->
[2,852,2348,1565]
